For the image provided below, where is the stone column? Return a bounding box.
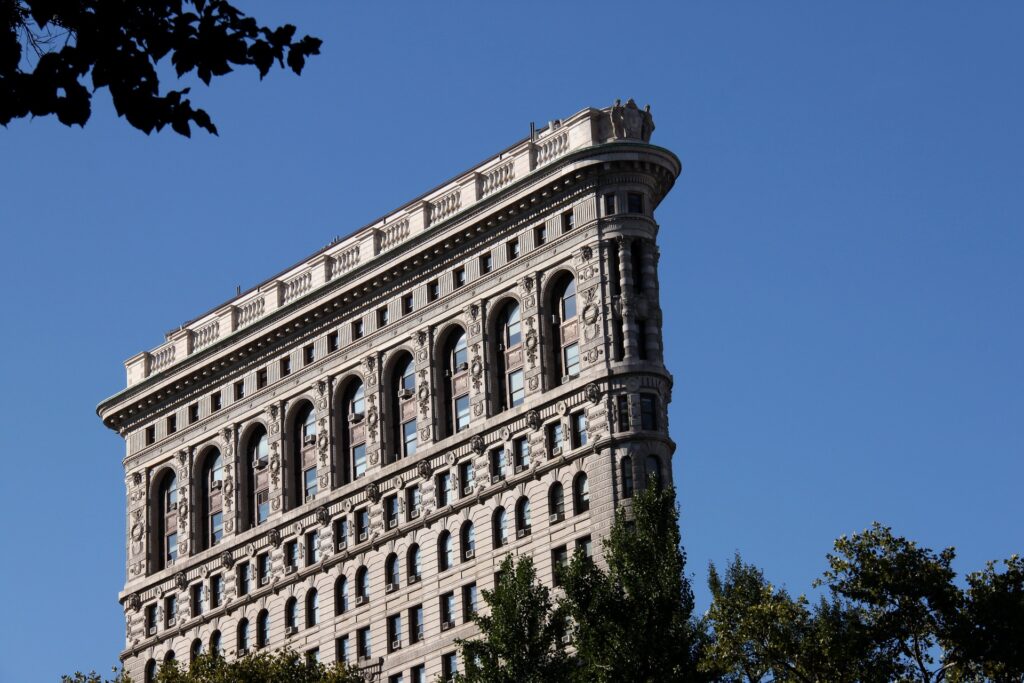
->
[264,401,285,521]
[617,237,639,359]
[221,425,238,539]
[466,299,488,425]
[413,327,436,446]
[519,274,543,398]
[314,376,332,496]
[363,352,384,474]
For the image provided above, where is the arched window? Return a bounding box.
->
[515,497,532,538]
[335,575,349,615]
[461,521,476,561]
[493,301,525,412]
[492,507,508,548]
[621,456,634,499]
[389,353,417,465]
[237,618,250,653]
[153,470,178,573]
[306,589,319,628]
[209,630,221,657]
[256,610,270,648]
[573,473,590,514]
[246,427,270,530]
[285,597,298,630]
[439,327,471,438]
[645,455,662,489]
[438,531,453,571]
[407,544,422,582]
[548,482,565,522]
[549,273,580,386]
[163,650,175,664]
[385,553,400,591]
[339,378,367,483]
[356,566,369,603]
[289,403,318,510]
[190,638,202,662]
[144,659,157,683]
[197,448,224,552]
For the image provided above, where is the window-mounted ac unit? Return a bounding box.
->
[303,434,317,446]
[387,519,397,530]
[514,465,525,475]
[168,501,178,511]
[561,375,572,384]
[358,531,368,543]
[253,459,267,470]
[391,640,402,651]
[211,479,223,491]
[398,388,414,400]
[259,575,269,586]
[335,540,347,552]
[409,573,421,585]
[285,626,298,636]
[349,412,364,424]
[238,647,249,656]
[551,446,562,457]
[456,361,469,372]
[409,508,420,519]
[147,626,157,636]
[464,550,475,560]
[462,485,473,496]
[358,655,372,663]
[441,620,453,632]
[355,596,368,606]
[285,565,297,575]
[550,513,563,524]
[490,474,504,484]
[167,617,176,626]
[517,528,530,539]
[386,582,397,594]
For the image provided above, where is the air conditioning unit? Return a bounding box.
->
[238,647,249,656]
[259,575,269,586]
[285,626,298,636]
[462,485,473,496]
[464,550,475,560]
[358,531,368,543]
[551,446,562,457]
[349,412,364,424]
[409,573,421,585]
[409,508,420,519]
[550,513,563,524]
[399,388,414,400]
[148,626,157,636]
[285,565,297,575]
[253,459,267,470]
[561,374,573,384]
[386,582,397,594]
[387,519,397,529]
[358,655,372,663]
[514,465,525,475]
[417,629,425,642]
[517,528,530,539]
[456,361,469,372]
[304,434,316,446]
[335,540,347,552]
[441,620,453,632]
[391,640,402,651]
[167,617,176,626]
[168,501,177,511]
[355,596,368,606]
[490,474,504,484]
[211,479,223,491]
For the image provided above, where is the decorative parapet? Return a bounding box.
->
[122,101,657,387]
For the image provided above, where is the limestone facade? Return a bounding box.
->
[98,99,680,683]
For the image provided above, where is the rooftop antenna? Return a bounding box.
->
[236,285,241,296]
[530,121,536,142]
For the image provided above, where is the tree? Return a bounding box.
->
[950,555,1024,682]
[454,554,572,683]
[561,481,701,682]
[1,1,321,136]
[61,671,129,683]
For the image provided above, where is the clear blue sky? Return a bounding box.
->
[1,2,1022,680]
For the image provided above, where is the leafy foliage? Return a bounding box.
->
[61,671,130,683]
[153,650,366,683]
[1,1,321,135]
[455,554,572,683]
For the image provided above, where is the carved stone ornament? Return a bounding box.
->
[626,376,641,392]
[528,376,540,391]
[446,452,457,466]
[177,449,188,466]
[470,357,484,391]
[470,435,485,454]
[473,403,484,417]
[268,404,280,434]
[364,356,377,386]
[343,499,353,513]
[317,379,329,409]
[416,329,428,347]
[525,329,539,367]
[586,383,602,404]
[526,410,541,431]
[223,466,234,510]
[174,572,187,591]
[246,542,257,557]
[557,400,570,416]
[501,426,513,442]
[220,550,235,570]
[520,276,534,293]
[177,498,189,519]
[366,481,381,504]
[418,460,433,480]
[268,528,282,547]
[127,593,141,612]
[610,98,654,141]
[366,406,379,440]
[581,245,593,261]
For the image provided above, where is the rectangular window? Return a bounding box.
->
[572,412,588,448]
[552,546,568,586]
[234,380,245,400]
[256,368,268,389]
[458,460,475,498]
[411,665,426,683]
[402,292,414,315]
[508,369,525,407]
[548,422,563,455]
[336,635,350,665]
[384,494,399,530]
[563,342,580,378]
[285,540,298,569]
[210,511,224,545]
[627,192,644,214]
[327,331,340,353]
[166,532,178,564]
[440,591,455,628]
[637,319,648,360]
[604,192,616,215]
[258,553,270,586]
[145,604,158,633]
[165,595,177,627]
[406,485,421,520]
[166,414,177,435]
[436,471,452,507]
[304,467,318,501]
[353,443,367,479]
[280,357,291,378]
[390,674,404,683]
[462,583,478,621]
[453,266,466,289]
[641,394,657,430]
[356,509,370,542]
[617,395,630,431]
[210,574,222,609]
[357,626,371,660]
[513,436,530,471]
[576,535,593,558]
[188,403,199,424]
[352,319,364,340]
[378,306,389,327]
[534,224,546,246]
[427,280,440,302]
[145,425,155,446]
[191,584,203,617]
[303,344,315,366]
[442,652,458,680]
[409,604,424,643]
[306,648,319,665]
[402,420,417,456]
[256,490,269,525]
[506,238,520,260]
[388,613,403,652]
[237,562,251,597]
[479,252,492,274]
[455,395,470,432]
[306,530,319,565]
[562,209,574,232]
[489,448,506,480]
[210,391,222,412]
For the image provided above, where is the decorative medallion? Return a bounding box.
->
[581,245,593,260]
[586,383,601,404]
[446,452,457,466]
[526,410,541,431]
[127,593,141,612]
[418,460,433,480]
[268,529,282,547]
[246,543,257,556]
[557,400,569,416]
[366,481,381,504]
[174,572,187,591]
[219,551,235,569]
[470,435,485,454]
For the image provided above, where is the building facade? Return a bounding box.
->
[98,100,679,683]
